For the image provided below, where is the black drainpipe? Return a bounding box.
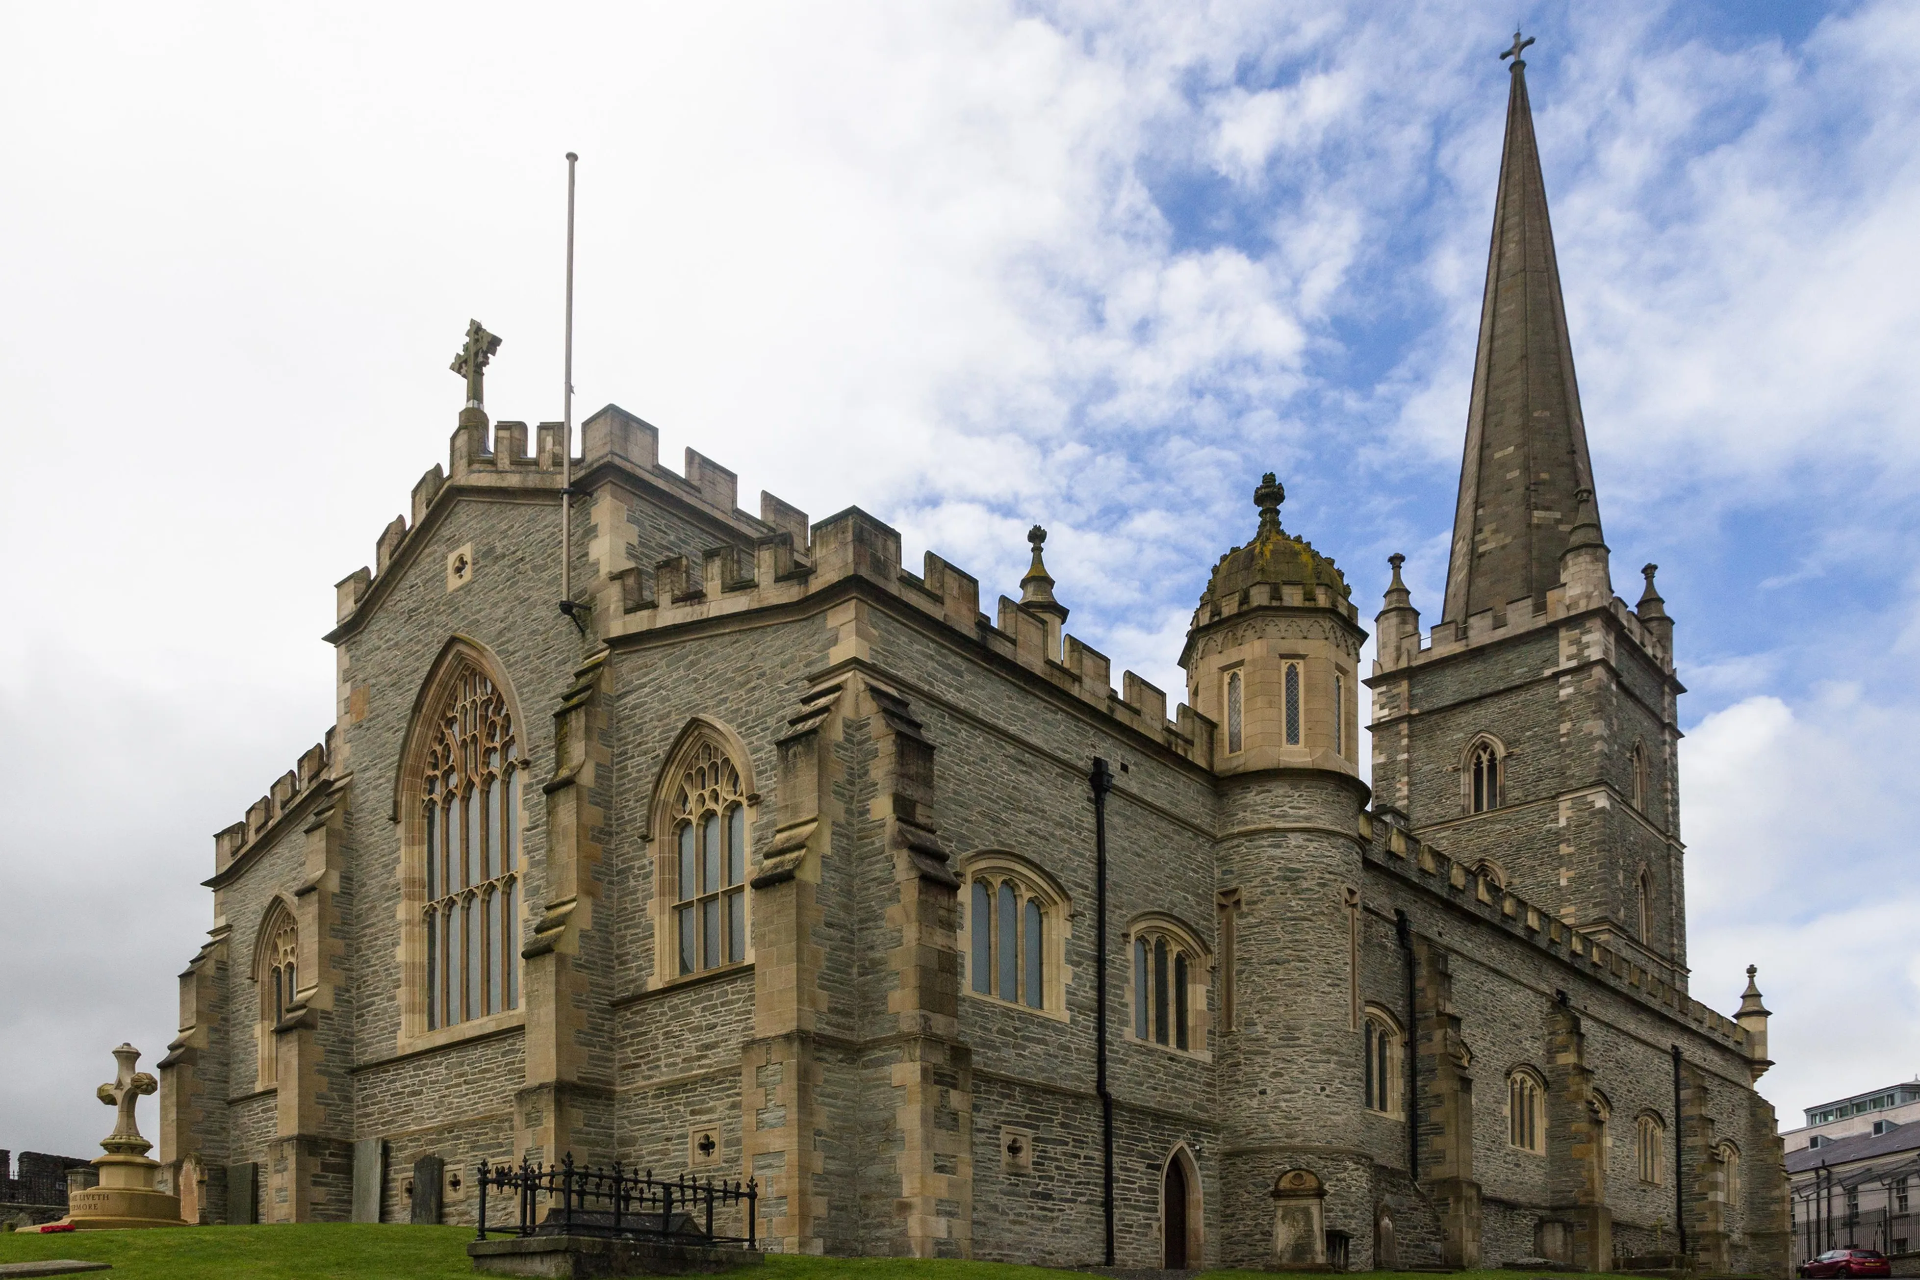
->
[1091,757,1116,1267]
[1395,909,1419,1183]
[1671,1043,1688,1260]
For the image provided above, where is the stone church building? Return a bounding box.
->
[157,46,1789,1273]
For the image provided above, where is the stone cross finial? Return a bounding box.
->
[450,319,503,410]
[96,1042,158,1157]
[1501,31,1534,67]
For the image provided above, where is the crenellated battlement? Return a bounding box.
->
[209,731,335,879]
[1360,810,1752,1054]
[1374,579,1674,679]
[589,495,1217,769]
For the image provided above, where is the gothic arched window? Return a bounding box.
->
[962,851,1069,1018]
[421,665,522,1029]
[1364,1007,1403,1117]
[1637,868,1654,944]
[1717,1141,1741,1204]
[1638,1113,1666,1185]
[1283,661,1303,746]
[1467,738,1503,814]
[1630,740,1648,810]
[666,739,749,976]
[256,904,297,1088]
[1508,1067,1546,1153]
[1128,916,1210,1055]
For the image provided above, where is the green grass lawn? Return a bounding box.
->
[0,1222,1625,1279]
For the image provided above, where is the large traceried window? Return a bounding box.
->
[963,852,1068,1017]
[669,741,748,976]
[1508,1067,1546,1153]
[256,904,297,1087]
[422,666,522,1030]
[1638,1113,1666,1185]
[1364,1007,1403,1117]
[1468,738,1503,814]
[1128,918,1209,1055]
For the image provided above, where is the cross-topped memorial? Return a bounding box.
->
[450,319,503,411]
[96,1041,158,1157]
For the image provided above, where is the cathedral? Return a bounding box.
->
[156,44,1790,1273]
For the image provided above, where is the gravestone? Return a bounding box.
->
[226,1162,257,1225]
[409,1154,443,1225]
[1270,1167,1328,1269]
[351,1139,385,1224]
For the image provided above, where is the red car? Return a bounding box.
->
[1801,1250,1891,1278]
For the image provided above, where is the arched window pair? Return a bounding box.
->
[963,853,1067,1016]
[1508,1067,1546,1153]
[421,665,522,1029]
[256,905,297,1087]
[1363,1008,1403,1117]
[669,741,748,975]
[1638,1113,1667,1185]
[1468,738,1503,814]
[1129,918,1209,1054]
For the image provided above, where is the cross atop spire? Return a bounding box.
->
[1440,34,1601,625]
[450,319,503,411]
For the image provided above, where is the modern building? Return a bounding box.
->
[1787,1119,1920,1268]
[1785,1083,1920,1156]
[154,38,1790,1274]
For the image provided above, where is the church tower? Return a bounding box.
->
[1367,42,1688,985]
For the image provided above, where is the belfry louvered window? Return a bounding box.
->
[670,742,748,975]
[423,667,521,1029]
[1470,741,1501,813]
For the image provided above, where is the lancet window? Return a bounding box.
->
[422,666,522,1029]
[1508,1067,1546,1153]
[667,740,749,976]
[1334,672,1345,755]
[1630,740,1649,810]
[1364,1007,1402,1116]
[1717,1141,1741,1203]
[1468,739,1503,814]
[1225,669,1244,755]
[257,905,297,1087]
[1127,915,1209,1054]
[1637,868,1654,943]
[1283,661,1302,746]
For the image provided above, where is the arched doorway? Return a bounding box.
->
[1164,1157,1190,1268]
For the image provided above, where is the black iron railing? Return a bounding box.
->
[475,1155,756,1248]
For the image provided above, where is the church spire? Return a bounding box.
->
[1441,34,1602,625]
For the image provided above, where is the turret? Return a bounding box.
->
[1181,474,1366,775]
[1558,487,1611,611]
[1637,562,1673,663]
[1018,525,1069,660]
[1736,965,1772,1081]
[1374,553,1422,671]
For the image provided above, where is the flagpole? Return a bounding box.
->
[561,151,577,619]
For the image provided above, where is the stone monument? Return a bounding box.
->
[60,1044,186,1229]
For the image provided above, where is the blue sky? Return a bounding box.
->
[2,1,1916,1157]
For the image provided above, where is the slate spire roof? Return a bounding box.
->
[1442,39,1602,625]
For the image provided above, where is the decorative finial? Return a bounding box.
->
[1019,522,1068,623]
[450,319,503,411]
[1254,472,1285,537]
[1501,31,1534,68]
[1388,552,1406,581]
[1643,563,1658,585]
[1028,524,1046,552]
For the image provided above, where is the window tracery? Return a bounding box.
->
[421,664,522,1029]
[667,740,749,976]
[256,904,297,1088]
[1467,738,1503,814]
[1508,1067,1545,1153]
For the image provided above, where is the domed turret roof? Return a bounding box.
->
[1198,473,1350,609]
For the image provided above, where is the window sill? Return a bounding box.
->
[614,962,755,1008]
[397,1007,526,1057]
[1364,1107,1405,1122]
[1125,1033,1210,1064]
[966,989,1068,1023]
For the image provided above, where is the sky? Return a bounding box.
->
[2,0,1917,1161]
